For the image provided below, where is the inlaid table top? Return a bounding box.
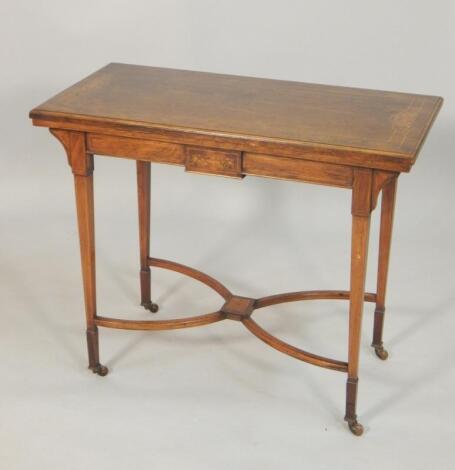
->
[30,63,442,173]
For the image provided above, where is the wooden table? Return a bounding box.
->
[30,63,442,435]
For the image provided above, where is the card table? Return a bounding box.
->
[30,64,442,435]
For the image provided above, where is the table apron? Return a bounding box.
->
[86,132,354,188]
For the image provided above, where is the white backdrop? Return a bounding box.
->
[1,1,454,469]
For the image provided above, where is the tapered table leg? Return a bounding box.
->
[345,168,372,436]
[70,131,108,376]
[372,178,397,360]
[137,161,158,313]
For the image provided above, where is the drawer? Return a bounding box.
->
[185,146,243,178]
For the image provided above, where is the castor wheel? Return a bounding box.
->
[348,420,364,436]
[374,345,389,360]
[142,301,159,313]
[90,363,109,376]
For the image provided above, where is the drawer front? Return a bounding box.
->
[243,153,353,188]
[185,146,243,178]
[87,133,186,165]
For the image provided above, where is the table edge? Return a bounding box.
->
[30,108,422,173]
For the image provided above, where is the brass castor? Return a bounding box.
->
[374,345,389,360]
[348,420,364,436]
[142,301,159,313]
[91,363,109,376]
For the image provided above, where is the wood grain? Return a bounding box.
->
[87,133,185,165]
[137,161,152,308]
[342,167,374,431]
[69,132,103,372]
[95,312,225,331]
[221,296,255,321]
[243,152,353,188]
[243,317,348,372]
[185,146,243,178]
[31,63,443,172]
[372,178,398,350]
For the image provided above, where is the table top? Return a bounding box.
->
[30,63,442,172]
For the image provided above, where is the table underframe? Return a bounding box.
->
[51,129,398,437]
